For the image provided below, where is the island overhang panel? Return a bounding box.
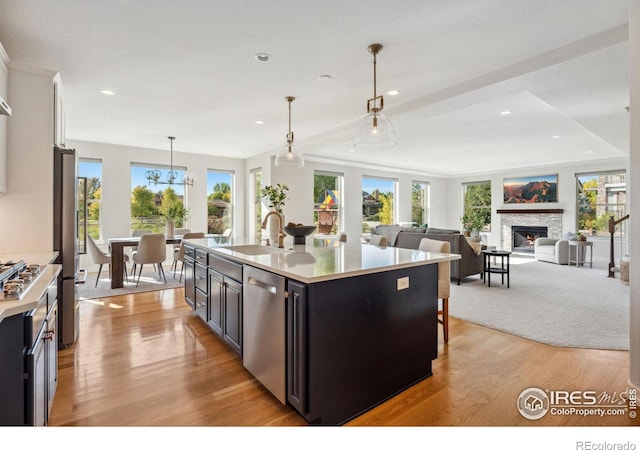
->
[287,263,438,425]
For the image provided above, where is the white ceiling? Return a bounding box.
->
[0,0,630,176]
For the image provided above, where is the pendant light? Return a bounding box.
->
[145,136,196,187]
[275,96,304,168]
[354,43,397,149]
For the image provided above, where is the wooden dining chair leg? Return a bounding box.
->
[95,264,103,287]
[438,297,449,343]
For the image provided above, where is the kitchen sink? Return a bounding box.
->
[224,245,288,256]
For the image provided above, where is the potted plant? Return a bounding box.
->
[261,183,289,214]
[460,210,486,237]
[163,205,190,238]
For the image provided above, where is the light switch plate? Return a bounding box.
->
[397,276,409,290]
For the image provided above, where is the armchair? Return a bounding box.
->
[534,238,570,265]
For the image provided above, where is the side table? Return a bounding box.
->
[482,249,511,288]
[568,240,593,268]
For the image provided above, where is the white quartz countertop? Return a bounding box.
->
[0,264,61,323]
[185,237,461,284]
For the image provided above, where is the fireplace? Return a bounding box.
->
[512,226,547,253]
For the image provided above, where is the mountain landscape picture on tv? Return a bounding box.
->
[503,175,558,203]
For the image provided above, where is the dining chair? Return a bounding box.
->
[130,229,152,274]
[131,233,167,287]
[369,234,387,247]
[172,232,205,281]
[222,228,232,238]
[419,237,451,343]
[86,236,129,287]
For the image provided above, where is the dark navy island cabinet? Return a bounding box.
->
[0,273,59,426]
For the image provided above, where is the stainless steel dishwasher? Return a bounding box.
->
[243,265,286,404]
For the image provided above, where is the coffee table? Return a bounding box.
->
[482,249,511,288]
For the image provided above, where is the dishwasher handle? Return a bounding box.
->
[247,276,277,294]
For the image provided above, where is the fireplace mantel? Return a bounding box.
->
[497,209,564,214]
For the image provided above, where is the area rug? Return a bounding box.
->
[77,268,183,300]
[449,255,629,350]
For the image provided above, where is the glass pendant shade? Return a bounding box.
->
[274,96,304,168]
[354,110,397,149]
[275,142,304,168]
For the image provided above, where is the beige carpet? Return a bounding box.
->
[77,266,183,300]
[449,255,629,350]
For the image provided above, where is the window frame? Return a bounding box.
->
[411,180,430,227]
[462,180,492,232]
[362,175,397,237]
[313,170,344,236]
[575,170,627,238]
[207,169,235,235]
[78,158,103,245]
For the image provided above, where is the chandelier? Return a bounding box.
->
[145,136,195,187]
[275,96,304,168]
[354,43,397,149]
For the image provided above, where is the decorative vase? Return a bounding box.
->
[166,220,175,239]
[268,212,282,246]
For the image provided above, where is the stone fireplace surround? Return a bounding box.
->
[497,209,564,252]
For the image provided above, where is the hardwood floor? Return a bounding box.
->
[49,287,636,427]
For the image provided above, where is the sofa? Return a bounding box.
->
[371,225,484,284]
[534,234,577,265]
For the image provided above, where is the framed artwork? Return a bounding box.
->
[503,174,558,204]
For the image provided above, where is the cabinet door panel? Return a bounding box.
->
[223,278,242,356]
[184,257,195,309]
[286,281,307,415]
[208,270,223,336]
[46,304,58,414]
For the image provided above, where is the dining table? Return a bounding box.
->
[108,236,182,289]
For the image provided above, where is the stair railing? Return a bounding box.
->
[608,214,629,278]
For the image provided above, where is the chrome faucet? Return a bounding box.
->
[261,211,286,248]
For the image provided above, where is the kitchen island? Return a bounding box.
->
[182,237,460,425]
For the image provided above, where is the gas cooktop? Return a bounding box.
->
[0,260,42,301]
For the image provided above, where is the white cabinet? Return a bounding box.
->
[0,41,9,193]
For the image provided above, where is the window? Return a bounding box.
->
[314,171,343,235]
[78,159,102,251]
[462,181,491,232]
[250,169,262,243]
[362,176,396,236]
[576,170,626,237]
[207,170,234,234]
[411,181,430,227]
[130,163,188,233]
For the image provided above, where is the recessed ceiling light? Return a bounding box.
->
[552,135,561,139]
[255,53,271,62]
[585,150,593,154]
[100,89,115,95]
[255,120,264,125]
[500,110,512,115]
[318,74,333,82]
[387,89,399,96]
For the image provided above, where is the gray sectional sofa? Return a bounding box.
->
[371,225,484,284]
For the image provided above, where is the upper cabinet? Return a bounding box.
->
[0,41,9,193]
[53,74,64,147]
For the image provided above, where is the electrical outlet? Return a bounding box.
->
[397,276,409,290]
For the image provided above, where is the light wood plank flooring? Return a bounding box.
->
[49,287,635,426]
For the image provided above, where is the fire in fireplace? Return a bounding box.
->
[512,226,548,253]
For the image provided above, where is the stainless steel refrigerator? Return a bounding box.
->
[53,146,79,347]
